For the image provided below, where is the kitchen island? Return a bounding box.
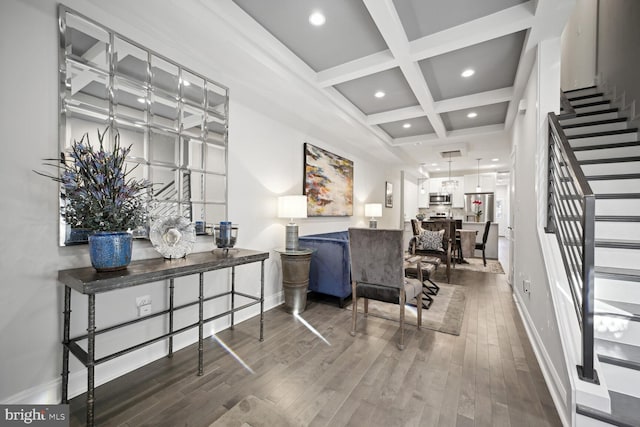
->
[461,221,499,259]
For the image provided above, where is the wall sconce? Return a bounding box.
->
[364,203,382,229]
[278,195,307,250]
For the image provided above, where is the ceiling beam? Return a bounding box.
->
[316,50,397,88]
[363,0,447,138]
[434,87,514,113]
[366,105,425,125]
[408,2,535,61]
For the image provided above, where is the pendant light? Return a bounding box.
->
[475,158,482,192]
[441,153,458,194]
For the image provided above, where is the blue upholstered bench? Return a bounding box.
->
[298,231,351,307]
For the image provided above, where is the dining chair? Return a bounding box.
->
[476,220,492,266]
[348,228,423,350]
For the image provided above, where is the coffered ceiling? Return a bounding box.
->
[220,0,573,176]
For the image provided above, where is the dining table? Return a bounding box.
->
[456,228,478,263]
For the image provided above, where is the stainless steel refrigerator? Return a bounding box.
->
[464,192,495,223]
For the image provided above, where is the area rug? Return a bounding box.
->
[454,257,505,274]
[346,282,466,336]
[209,395,301,427]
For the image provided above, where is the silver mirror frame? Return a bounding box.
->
[58,5,229,246]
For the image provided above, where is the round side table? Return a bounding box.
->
[276,248,314,314]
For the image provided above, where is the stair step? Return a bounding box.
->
[563,119,628,136]
[579,156,640,165]
[559,110,621,126]
[564,85,598,97]
[586,173,640,181]
[597,193,640,199]
[596,267,640,282]
[562,117,627,128]
[596,220,640,241]
[568,129,638,147]
[574,142,640,162]
[595,272,640,304]
[596,339,640,371]
[577,391,640,427]
[582,161,640,176]
[595,199,640,217]
[596,246,640,272]
[568,92,604,102]
[589,178,640,194]
[595,299,640,321]
[570,95,606,107]
[573,100,612,113]
[596,239,640,250]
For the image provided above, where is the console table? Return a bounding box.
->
[57,248,269,427]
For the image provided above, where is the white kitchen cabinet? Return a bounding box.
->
[464,173,496,193]
[429,177,445,194]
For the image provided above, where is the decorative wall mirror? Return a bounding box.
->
[58,5,228,246]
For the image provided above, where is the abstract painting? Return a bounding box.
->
[304,143,353,216]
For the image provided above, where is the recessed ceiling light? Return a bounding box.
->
[435,168,441,171]
[492,158,499,162]
[431,163,437,166]
[467,112,478,118]
[403,123,411,129]
[374,91,385,98]
[309,11,326,26]
[461,68,475,78]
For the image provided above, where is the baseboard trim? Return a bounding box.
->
[513,291,571,427]
[2,290,285,404]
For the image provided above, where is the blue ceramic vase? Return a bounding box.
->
[88,231,133,272]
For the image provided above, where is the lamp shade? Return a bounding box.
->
[278,195,308,219]
[364,203,382,218]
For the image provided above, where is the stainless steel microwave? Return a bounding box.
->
[429,193,451,205]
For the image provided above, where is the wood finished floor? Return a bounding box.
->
[69,266,562,427]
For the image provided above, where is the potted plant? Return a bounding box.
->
[472,199,483,222]
[37,127,152,271]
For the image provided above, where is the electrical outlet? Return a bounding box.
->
[136,295,151,307]
[523,279,531,295]
[138,304,152,317]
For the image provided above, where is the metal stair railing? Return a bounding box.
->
[546,111,598,383]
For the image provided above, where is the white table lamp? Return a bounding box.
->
[278,195,308,250]
[364,203,382,228]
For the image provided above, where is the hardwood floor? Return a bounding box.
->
[69,266,562,427]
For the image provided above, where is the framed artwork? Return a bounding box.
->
[385,181,393,208]
[304,143,353,216]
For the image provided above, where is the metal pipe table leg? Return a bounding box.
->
[61,286,71,403]
[260,260,265,342]
[168,279,174,358]
[87,293,96,427]
[198,273,204,376]
[230,266,235,329]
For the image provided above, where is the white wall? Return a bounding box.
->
[597,0,640,113]
[560,0,598,90]
[0,0,401,403]
[509,40,572,425]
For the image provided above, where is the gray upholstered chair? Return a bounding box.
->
[348,228,423,350]
[408,220,453,283]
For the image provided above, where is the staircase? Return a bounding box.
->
[558,86,640,426]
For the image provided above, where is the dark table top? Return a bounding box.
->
[58,249,270,294]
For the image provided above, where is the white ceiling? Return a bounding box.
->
[215,0,573,177]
